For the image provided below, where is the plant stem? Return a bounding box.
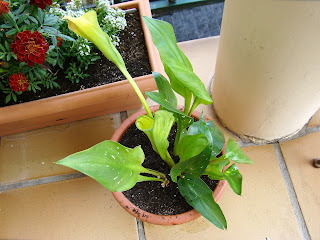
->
[121,68,153,118]
[173,117,184,156]
[138,175,165,183]
[143,168,167,179]
[164,151,176,168]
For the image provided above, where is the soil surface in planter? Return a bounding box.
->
[0,10,151,107]
[119,122,218,215]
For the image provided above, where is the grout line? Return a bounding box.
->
[306,125,320,134]
[273,143,311,240]
[127,111,146,240]
[136,219,146,240]
[0,172,86,192]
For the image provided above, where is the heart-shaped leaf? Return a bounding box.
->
[56,141,146,192]
[177,134,208,162]
[225,138,254,164]
[178,177,227,229]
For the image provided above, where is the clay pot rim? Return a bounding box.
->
[111,105,228,225]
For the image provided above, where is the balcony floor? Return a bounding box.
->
[0,2,319,240]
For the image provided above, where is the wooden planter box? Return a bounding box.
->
[0,0,162,136]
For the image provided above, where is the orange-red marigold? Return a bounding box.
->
[10,30,49,67]
[29,0,52,9]
[9,73,29,92]
[57,37,63,47]
[0,1,9,16]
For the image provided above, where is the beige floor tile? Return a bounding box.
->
[144,145,302,240]
[0,177,138,240]
[307,107,320,127]
[280,132,320,240]
[0,113,121,184]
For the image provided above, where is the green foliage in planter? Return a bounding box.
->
[0,0,127,104]
[56,13,254,230]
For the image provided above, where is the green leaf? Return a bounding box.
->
[225,138,253,164]
[136,110,175,161]
[177,134,208,162]
[5,41,10,51]
[56,140,146,192]
[13,4,26,15]
[17,14,29,25]
[222,163,242,195]
[153,72,177,107]
[205,121,225,157]
[171,147,211,183]
[178,177,227,229]
[204,157,230,180]
[43,14,58,26]
[40,26,59,35]
[165,59,212,105]
[143,16,193,103]
[37,9,44,24]
[12,92,17,102]
[142,16,193,70]
[5,94,11,103]
[28,15,38,24]
[6,29,18,36]
[188,113,225,158]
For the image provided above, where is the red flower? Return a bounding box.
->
[29,0,52,9]
[57,37,63,47]
[10,30,49,67]
[0,1,9,16]
[9,73,29,92]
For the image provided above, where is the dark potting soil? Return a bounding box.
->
[0,10,151,107]
[119,123,219,216]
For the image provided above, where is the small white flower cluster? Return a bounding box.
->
[49,2,66,17]
[49,2,85,18]
[96,0,111,11]
[66,0,83,10]
[77,39,91,56]
[110,35,120,46]
[100,7,127,45]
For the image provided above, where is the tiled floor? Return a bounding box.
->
[1,36,319,240]
[1,3,319,238]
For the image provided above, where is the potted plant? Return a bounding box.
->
[0,0,161,136]
[56,12,253,229]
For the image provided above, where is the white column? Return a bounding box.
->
[211,0,320,142]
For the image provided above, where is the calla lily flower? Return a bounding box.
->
[63,11,126,72]
[63,10,152,117]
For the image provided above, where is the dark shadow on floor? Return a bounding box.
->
[154,2,224,42]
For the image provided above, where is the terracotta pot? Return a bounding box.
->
[0,0,163,136]
[111,105,228,225]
